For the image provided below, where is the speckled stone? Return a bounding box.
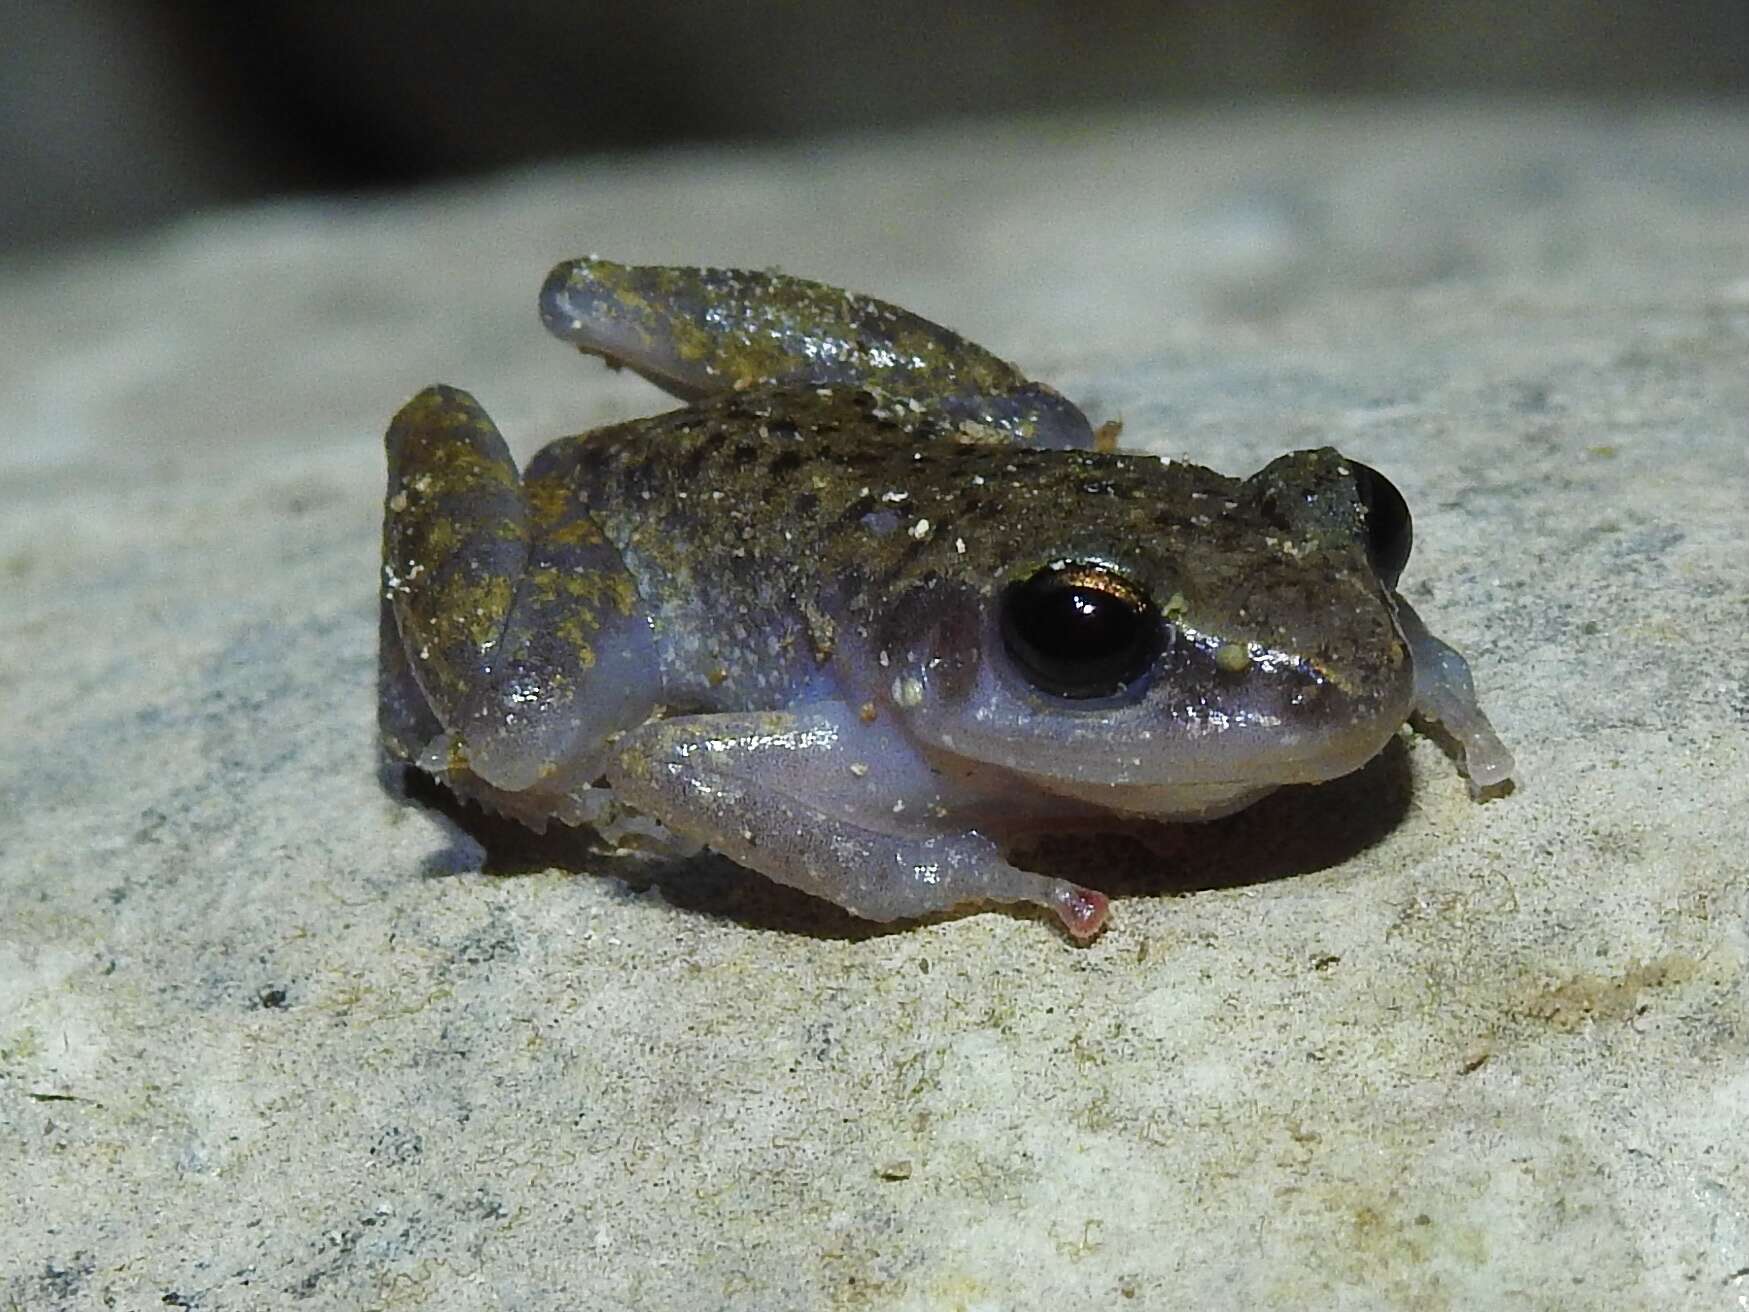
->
[3,105,1746,1310]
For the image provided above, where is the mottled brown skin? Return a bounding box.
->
[380,259,1512,940]
[539,385,1407,728]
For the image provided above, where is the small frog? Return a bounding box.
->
[380,258,1513,940]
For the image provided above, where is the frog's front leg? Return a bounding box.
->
[539,257,1097,449]
[604,701,1109,939]
[382,385,663,819]
[1394,596,1515,796]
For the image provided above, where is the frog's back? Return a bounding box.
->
[525,386,967,710]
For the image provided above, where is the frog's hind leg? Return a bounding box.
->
[382,384,662,809]
[538,257,1098,449]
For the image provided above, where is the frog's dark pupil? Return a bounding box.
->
[1000,564,1157,699]
[1351,461,1413,587]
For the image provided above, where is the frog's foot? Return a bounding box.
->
[604,703,1109,940]
[537,257,1098,449]
[1395,597,1516,796]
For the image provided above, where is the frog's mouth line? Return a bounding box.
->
[914,697,1409,803]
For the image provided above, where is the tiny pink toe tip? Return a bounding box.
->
[1054,884,1110,941]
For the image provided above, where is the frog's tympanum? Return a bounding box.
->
[380,258,1513,939]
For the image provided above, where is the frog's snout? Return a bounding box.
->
[1246,652,1416,785]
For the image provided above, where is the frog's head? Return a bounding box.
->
[863,448,1418,820]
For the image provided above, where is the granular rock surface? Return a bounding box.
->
[3,105,1746,1309]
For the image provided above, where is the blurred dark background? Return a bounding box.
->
[5,0,1746,252]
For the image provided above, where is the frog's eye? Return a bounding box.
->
[1352,462,1413,587]
[1000,563,1159,699]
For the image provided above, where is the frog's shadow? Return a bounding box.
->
[392,736,1414,942]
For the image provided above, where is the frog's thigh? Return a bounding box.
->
[605,705,1108,937]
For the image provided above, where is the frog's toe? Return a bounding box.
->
[1048,882,1111,941]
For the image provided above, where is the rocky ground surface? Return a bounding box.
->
[3,104,1746,1310]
